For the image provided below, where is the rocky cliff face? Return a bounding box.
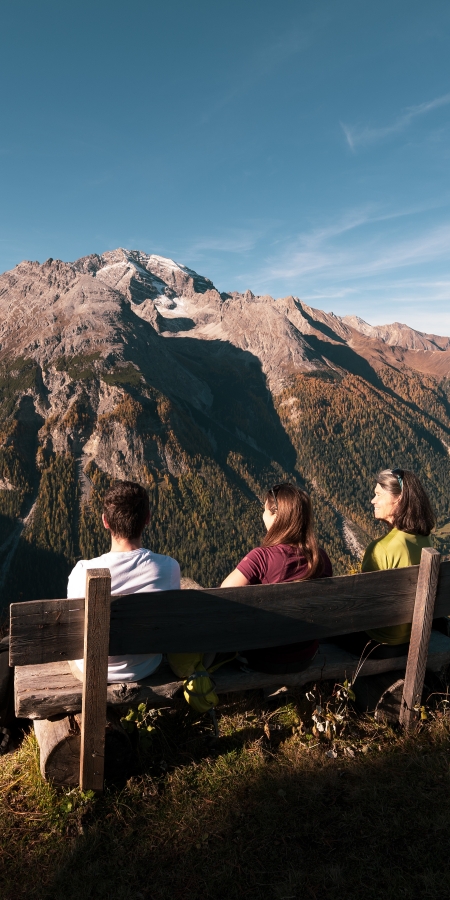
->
[1,248,449,601]
[2,246,449,392]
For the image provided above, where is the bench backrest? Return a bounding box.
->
[9,548,450,792]
[9,560,450,666]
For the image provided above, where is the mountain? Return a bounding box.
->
[1,248,449,606]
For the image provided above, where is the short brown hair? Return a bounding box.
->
[376,469,435,536]
[262,482,323,579]
[103,481,150,539]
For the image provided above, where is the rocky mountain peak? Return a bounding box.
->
[1,248,449,393]
[342,315,450,352]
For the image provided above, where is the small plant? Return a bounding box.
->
[305,685,350,740]
[120,703,159,751]
[62,788,96,813]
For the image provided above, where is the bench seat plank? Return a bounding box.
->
[15,631,450,719]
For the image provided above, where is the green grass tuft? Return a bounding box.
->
[101,364,142,387]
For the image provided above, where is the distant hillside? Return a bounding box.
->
[1,248,449,607]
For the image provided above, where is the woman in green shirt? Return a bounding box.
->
[336,468,435,659]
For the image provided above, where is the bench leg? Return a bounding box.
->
[400,548,440,729]
[80,569,111,791]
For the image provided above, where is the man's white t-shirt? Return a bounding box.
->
[67,548,180,683]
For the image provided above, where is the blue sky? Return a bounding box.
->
[1,0,450,332]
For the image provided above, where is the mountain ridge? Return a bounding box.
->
[1,248,449,605]
[2,247,449,391]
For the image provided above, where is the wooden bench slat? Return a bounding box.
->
[14,631,450,720]
[9,562,450,666]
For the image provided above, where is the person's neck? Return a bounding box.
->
[109,534,143,553]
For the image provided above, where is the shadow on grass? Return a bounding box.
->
[3,696,450,900]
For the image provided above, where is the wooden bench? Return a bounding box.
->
[9,548,450,791]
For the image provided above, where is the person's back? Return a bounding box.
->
[221,482,332,674]
[67,480,180,682]
[362,526,432,645]
[333,467,436,658]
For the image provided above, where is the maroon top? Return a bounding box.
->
[236,544,332,585]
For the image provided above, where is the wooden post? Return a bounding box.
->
[80,569,111,792]
[34,711,131,786]
[400,548,441,729]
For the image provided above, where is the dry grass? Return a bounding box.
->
[1,685,450,900]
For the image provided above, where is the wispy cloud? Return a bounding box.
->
[276,225,450,286]
[225,205,450,330]
[341,92,450,151]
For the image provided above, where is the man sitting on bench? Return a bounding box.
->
[67,480,180,682]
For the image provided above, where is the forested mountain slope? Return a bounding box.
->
[0,248,449,607]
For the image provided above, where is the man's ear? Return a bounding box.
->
[102,513,111,531]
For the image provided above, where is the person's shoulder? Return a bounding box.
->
[361,532,393,571]
[244,546,271,563]
[72,552,111,569]
[68,553,113,582]
[139,548,180,578]
[236,545,269,577]
[400,530,432,546]
[67,557,97,597]
[68,557,92,578]
[142,549,180,570]
[240,545,266,558]
[267,544,296,560]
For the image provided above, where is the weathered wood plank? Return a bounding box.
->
[400,548,441,729]
[15,661,184,718]
[80,569,111,792]
[14,631,450,719]
[10,562,450,665]
[10,597,85,665]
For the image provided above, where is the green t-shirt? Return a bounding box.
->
[362,528,433,645]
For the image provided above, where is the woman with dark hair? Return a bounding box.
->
[221,482,332,674]
[336,467,435,659]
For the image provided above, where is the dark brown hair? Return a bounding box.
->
[103,481,150,540]
[262,482,323,579]
[376,469,435,536]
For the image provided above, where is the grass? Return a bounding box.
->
[53,353,102,381]
[101,364,142,387]
[1,686,450,900]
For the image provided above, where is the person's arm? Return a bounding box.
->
[221,568,250,588]
[221,547,266,587]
